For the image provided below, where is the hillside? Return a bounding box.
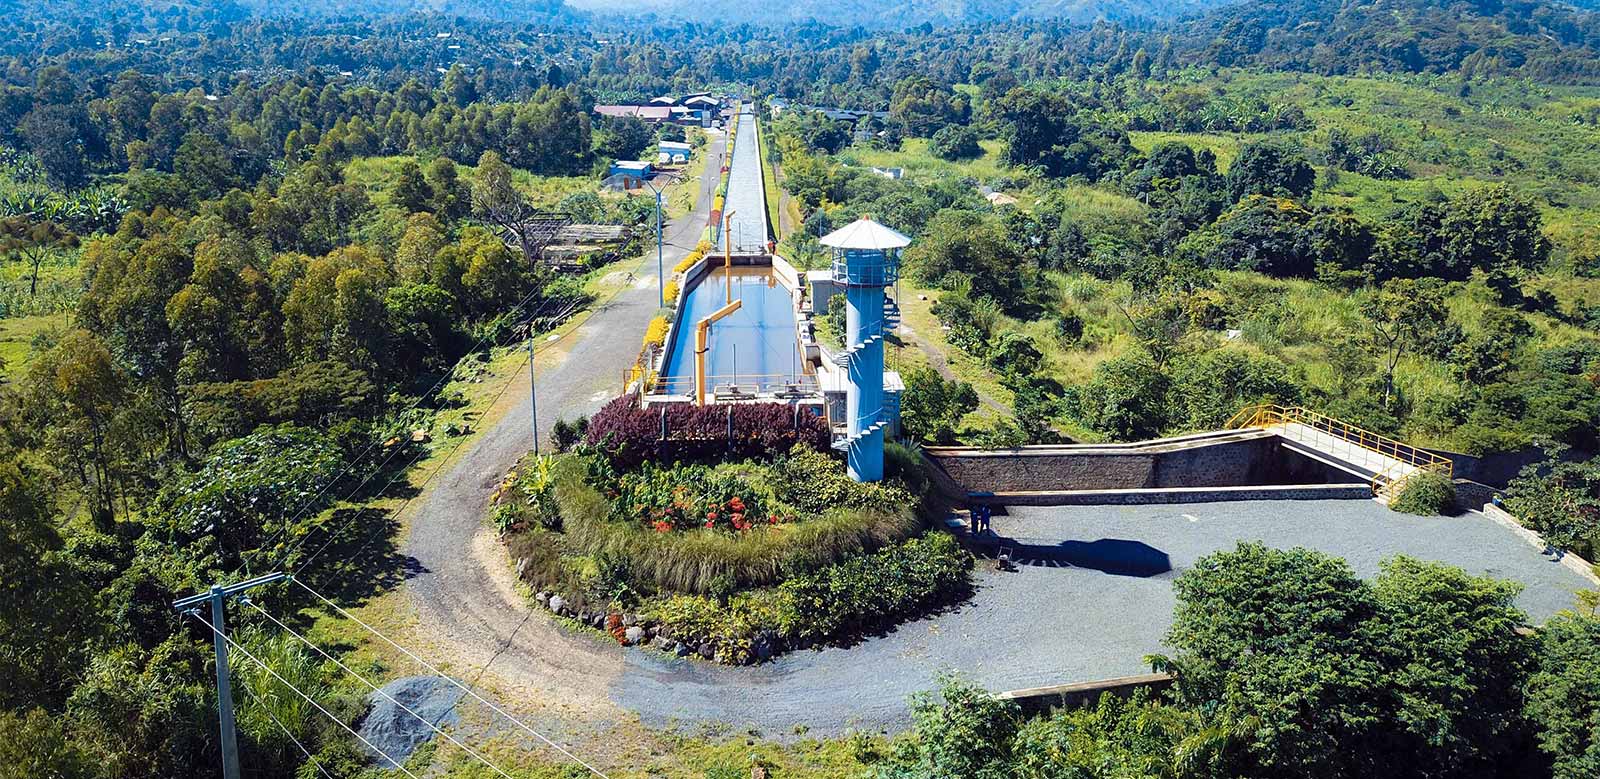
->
[567,0,1236,28]
[1171,0,1600,81]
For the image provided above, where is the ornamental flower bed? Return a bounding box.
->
[604,461,791,532]
[496,421,973,665]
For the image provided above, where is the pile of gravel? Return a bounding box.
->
[356,675,466,764]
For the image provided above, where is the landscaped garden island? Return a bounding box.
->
[491,397,971,664]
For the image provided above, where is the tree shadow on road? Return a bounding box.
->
[974,535,1173,578]
[295,507,428,611]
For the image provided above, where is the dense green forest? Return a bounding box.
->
[4,1,1600,778]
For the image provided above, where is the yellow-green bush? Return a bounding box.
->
[642,315,669,349]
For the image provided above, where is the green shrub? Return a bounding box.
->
[1389,471,1456,516]
[552,455,923,593]
[778,532,972,642]
[768,445,914,515]
[645,591,787,664]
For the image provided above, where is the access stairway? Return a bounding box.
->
[1226,405,1453,500]
[832,407,892,451]
[828,298,901,366]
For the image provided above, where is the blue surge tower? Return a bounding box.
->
[820,217,911,482]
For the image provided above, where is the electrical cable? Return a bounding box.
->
[246,601,521,779]
[185,611,422,778]
[288,577,613,779]
[235,288,576,578]
[234,676,337,779]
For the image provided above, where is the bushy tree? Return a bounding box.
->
[1159,544,1533,779]
[994,88,1133,180]
[1504,453,1600,558]
[1526,614,1600,779]
[146,425,346,571]
[900,366,978,444]
[1225,141,1315,202]
[890,75,969,137]
[928,124,981,161]
[878,676,1019,779]
[1066,351,1170,441]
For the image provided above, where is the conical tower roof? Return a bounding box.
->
[819,216,911,250]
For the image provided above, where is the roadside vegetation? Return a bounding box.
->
[7,1,1600,778]
[494,398,970,665]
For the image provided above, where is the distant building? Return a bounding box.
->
[595,94,727,126]
[657,141,692,164]
[607,160,655,184]
[594,105,675,122]
[870,167,903,180]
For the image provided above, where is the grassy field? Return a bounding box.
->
[343,155,597,214]
[840,137,1010,184]
[758,120,784,241]
[0,312,65,382]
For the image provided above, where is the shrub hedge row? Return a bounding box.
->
[777,532,973,642]
[642,532,974,663]
[583,396,831,470]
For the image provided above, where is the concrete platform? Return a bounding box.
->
[609,499,1595,733]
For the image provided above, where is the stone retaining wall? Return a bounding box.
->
[973,483,1373,506]
[929,434,1357,495]
[1480,504,1600,585]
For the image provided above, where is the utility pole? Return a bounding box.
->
[528,334,540,456]
[174,571,289,779]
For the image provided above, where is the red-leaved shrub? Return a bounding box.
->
[583,397,831,469]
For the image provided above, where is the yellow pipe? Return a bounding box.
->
[723,210,737,303]
[694,299,743,406]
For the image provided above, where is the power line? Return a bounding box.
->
[283,276,620,576]
[289,577,613,779]
[286,301,579,575]
[237,289,577,578]
[245,600,522,779]
[234,675,337,779]
[186,610,423,779]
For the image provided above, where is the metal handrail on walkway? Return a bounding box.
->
[648,372,817,398]
[1227,404,1453,496]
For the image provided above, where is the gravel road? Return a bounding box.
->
[396,118,1595,741]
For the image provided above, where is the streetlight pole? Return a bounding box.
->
[528,334,539,456]
[654,186,664,308]
[600,171,682,310]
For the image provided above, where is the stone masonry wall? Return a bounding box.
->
[930,437,1351,495]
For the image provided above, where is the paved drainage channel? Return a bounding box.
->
[720,105,769,252]
[605,498,1593,736]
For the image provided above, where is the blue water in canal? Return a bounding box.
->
[659,267,801,393]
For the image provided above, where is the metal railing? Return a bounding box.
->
[647,372,818,398]
[1227,404,1454,496]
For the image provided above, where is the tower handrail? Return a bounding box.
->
[1227,404,1454,485]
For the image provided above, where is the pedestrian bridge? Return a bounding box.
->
[1226,405,1454,500]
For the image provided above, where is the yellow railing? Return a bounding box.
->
[1227,404,1453,496]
